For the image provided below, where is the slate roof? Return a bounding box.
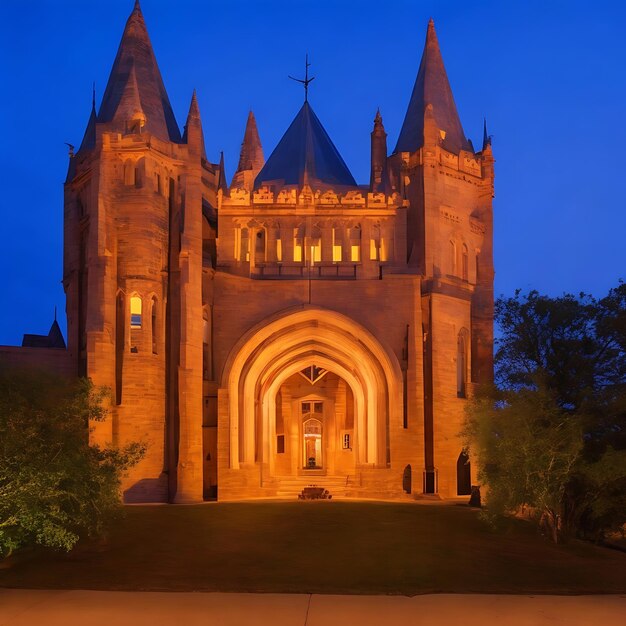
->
[394,19,471,155]
[254,101,356,189]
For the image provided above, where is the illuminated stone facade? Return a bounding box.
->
[2,2,494,502]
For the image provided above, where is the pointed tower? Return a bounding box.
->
[387,19,494,497]
[394,19,470,155]
[97,0,180,142]
[218,151,229,197]
[63,1,219,506]
[370,109,389,192]
[183,90,206,159]
[231,111,264,191]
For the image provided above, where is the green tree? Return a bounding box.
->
[464,283,626,542]
[0,369,144,557]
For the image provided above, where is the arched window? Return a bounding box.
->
[255,228,266,263]
[130,296,142,329]
[462,244,469,281]
[151,297,158,354]
[332,226,343,262]
[457,329,469,398]
[135,157,145,189]
[349,225,361,262]
[449,240,457,276]
[293,225,305,262]
[309,224,321,264]
[457,451,472,495]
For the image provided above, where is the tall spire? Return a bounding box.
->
[231,111,264,191]
[370,108,389,193]
[78,84,98,153]
[394,19,471,155]
[482,117,491,150]
[183,89,206,158]
[218,151,229,196]
[98,1,180,142]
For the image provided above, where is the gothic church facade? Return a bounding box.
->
[2,1,494,503]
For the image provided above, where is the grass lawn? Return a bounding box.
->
[1,502,625,595]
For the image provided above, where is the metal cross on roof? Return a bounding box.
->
[289,54,315,102]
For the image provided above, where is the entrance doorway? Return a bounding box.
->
[302,401,323,469]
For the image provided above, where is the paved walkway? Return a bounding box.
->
[1,590,626,625]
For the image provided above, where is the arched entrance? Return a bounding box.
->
[220,306,403,496]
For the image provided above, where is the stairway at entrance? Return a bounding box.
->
[273,475,356,498]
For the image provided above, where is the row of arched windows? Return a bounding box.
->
[235,224,390,264]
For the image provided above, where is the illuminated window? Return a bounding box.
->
[310,241,321,264]
[293,225,304,262]
[130,296,142,329]
[370,224,381,260]
[276,238,282,262]
[332,227,343,262]
[349,226,361,262]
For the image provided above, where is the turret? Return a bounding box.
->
[231,111,264,191]
[369,109,389,193]
[183,90,206,158]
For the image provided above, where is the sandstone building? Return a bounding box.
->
[1,1,494,503]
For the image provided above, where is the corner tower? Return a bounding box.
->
[63,1,219,503]
[388,19,494,496]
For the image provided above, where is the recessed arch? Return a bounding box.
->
[223,306,402,471]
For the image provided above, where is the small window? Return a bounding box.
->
[332,227,343,262]
[449,240,457,275]
[314,402,323,414]
[294,226,304,263]
[277,435,285,454]
[130,296,142,329]
[342,432,351,450]
[310,241,321,264]
[276,238,283,262]
[301,402,311,413]
[462,244,469,281]
[349,226,361,262]
[241,228,250,262]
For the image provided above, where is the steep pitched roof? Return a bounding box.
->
[394,19,471,155]
[255,101,356,189]
[98,1,180,142]
[22,320,66,349]
[236,111,264,173]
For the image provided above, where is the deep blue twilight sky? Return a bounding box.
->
[1,0,625,345]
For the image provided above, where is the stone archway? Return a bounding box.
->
[221,306,403,483]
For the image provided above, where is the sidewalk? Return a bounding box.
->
[1,590,626,625]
